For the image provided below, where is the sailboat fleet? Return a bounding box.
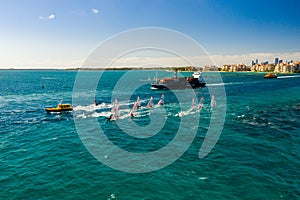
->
[104,94,215,121]
[107,94,165,120]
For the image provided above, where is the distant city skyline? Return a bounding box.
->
[0,0,299,69]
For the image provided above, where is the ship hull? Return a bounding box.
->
[151,78,206,90]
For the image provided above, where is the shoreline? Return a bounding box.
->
[0,68,299,74]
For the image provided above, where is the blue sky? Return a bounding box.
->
[0,0,299,68]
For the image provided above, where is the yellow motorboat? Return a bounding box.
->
[263,73,277,79]
[45,103,73,113]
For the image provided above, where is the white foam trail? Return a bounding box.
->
[90,111,112,118]
[207,82,247,87]
[76,113,87,119]
[74,104,163,119]
[75,111,113,119]
[176,109,199,117]
[277,75,300,79]
[206,83,227,86]
[133,111,150,118]
[74,98,171,120]
[74,101,140,113]
[73,103,111,112]
[207,81,263,87]
[41,77,58,80]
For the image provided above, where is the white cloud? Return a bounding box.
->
[92,8,99,14]
[39,14,55,20]
[48,14,55,20]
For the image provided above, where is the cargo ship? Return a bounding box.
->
[151,71,206,90]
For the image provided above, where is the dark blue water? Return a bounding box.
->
[0,70,299,199]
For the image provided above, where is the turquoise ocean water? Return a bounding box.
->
[0,70,299,199]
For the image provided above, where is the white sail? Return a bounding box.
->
[157,94,165,106]
[146,96,154,108]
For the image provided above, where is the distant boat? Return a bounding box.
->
[264,73,278,79]
[45,103,73,112]
[139,76,153,82]
[151,71,206,90]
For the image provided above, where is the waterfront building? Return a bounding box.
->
[221,63,248,72]
[274,61,300,73]
[250,63,275,72]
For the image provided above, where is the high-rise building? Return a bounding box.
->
[262,61,269,65]
[275,57,279,65]
[255,59,258,64]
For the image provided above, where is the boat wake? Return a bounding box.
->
[73,102,164,120]
[74,101,198,120]
[206,80,261,87]
[41,77,59,80]
[277,75,300,79]
[73,102,112,112]
[175,109,200,117]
